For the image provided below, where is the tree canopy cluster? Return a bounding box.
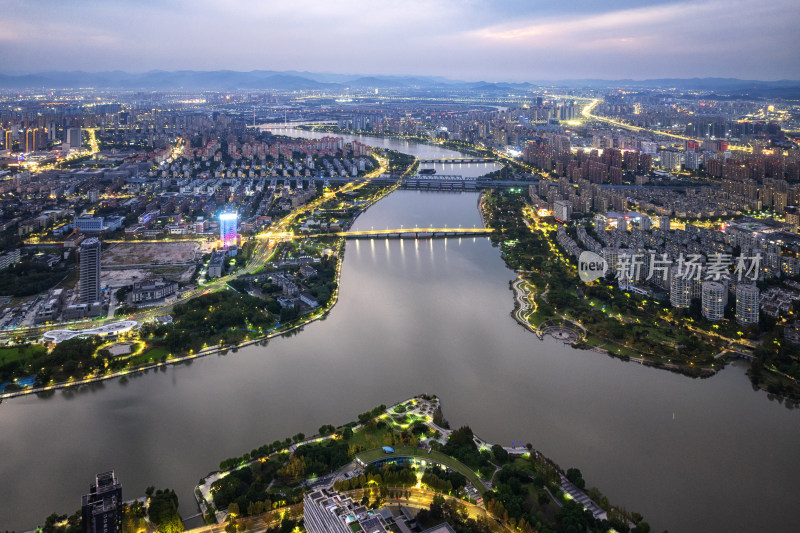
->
[141,291,274,353]
[440,426,492,477]
[0,337,111,388]
[147,488,184,533]
[210,459,281,515]
[0,261,68,297]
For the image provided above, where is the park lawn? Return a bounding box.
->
[643,326,675,344]
[585,335,607,348]
[0,344,47,365]
[349,424,392,451]
[584,335,641,358]
[126,347,171,367]
[603,341,642,358]
[356,446,487,494]
[511,457,535,474]
[527,309,552,328]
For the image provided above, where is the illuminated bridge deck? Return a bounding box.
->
[417,157,496,163]
[308,228,495,239]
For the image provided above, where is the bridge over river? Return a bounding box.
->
[306,227,495,239]
[417,157,496,163]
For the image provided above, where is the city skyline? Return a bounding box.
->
[1,1,799,531]
[2,0,799,81]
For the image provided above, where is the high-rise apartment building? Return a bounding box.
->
[685,150,700,170]
[24,128,35,153]
[79,238,102,304]
[553,200,572,223]
[702,281,726,321]
[81,471,122,533]
[659,149,683,171]
[735,283,760,325]
[670,267,692,309]
[67,127,82,149]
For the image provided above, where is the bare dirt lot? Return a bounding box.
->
[99,242,201,288]
[101,266,195,288]
[102,241,201,266]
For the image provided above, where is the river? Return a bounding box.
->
[0,132,797,532]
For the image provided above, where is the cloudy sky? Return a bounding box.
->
[2,0,798,80]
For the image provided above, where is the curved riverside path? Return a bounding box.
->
[0,142,798,533]
[0,239,346,402]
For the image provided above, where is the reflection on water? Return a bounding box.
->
[264,126,503,177]
[0,195,797,533]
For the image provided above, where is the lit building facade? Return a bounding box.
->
[219,213,238,247]
[79,237,102,304]
[81,470,122,533]
[735,283,760,325]
[702,281,726,321]
[670,267,692,309]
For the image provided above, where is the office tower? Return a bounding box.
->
[3,129,11,150]
[81,471,122,533]
[702,281,726,321]
[735,284,760,325]
[659,216,670,231]
[639,216,652,230]
[79,238,102,304]
[219,212,238,247]
[670,267,692,308]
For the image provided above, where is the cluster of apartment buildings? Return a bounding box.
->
[555,210,800,325]
[304,489,455,533]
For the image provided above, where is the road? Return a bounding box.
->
[1,153,392,342]
[581,98,698,143]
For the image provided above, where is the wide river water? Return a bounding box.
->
[0,131,797,532]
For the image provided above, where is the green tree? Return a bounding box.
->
[491,444,509,465]
[148,489,184,532]
[566,468,585,490]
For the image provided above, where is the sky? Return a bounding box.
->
[1,0,798,81]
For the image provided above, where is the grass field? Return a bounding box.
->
[356,446,487,494]
[348,425,392,451]
[0,344,47,366]
[125,347,171,367]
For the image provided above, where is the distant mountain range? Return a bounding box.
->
[0,70,798,96]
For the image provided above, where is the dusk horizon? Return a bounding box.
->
[3,0,799,80]
[2,2,799,533]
